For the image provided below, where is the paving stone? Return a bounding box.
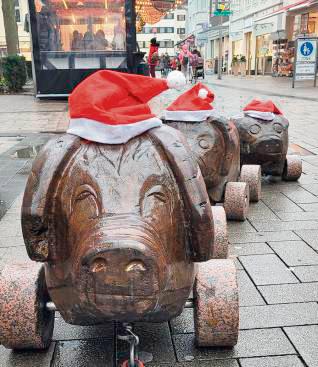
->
[234,258,243,270]
[228,221,257,234]
[284,326,318,367]
[240,302,318,329]
[53,318,113,341]
[283,187,318,204]
[239,355,304,367]
[276,210,318,221]
[229,231,300,244]
[0,237,24,248]
[261,193,303,212]
[295,229,318,251]
[258,283,318,304]
[246,202,280,221]
[0,343,55,367]
[239,254,298,285]
[170,308,194,335]
[229,243,273,257]
[173,329,295,361]
[52,338,113,367]
[237,271,265,306]
[251,220,318,232]
[299,202,318,212]
[269,241,318,266]
[148,361,240,367]
[117,323,176,365]
[292,265,318,282]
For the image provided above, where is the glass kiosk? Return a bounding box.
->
[28,0,145,96]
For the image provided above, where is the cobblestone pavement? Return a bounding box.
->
[0,76,317,366]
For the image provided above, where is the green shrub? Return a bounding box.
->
[2,55,27,92]
[231,55,239,65]
[240,55,247,63]
[0,77,7,93]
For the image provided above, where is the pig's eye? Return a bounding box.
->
[273,123,283,133]
[249,124,261,134]
[199,138,210,150]
[147,191,167,203]
[141,185,169,218]
[72,184,99,219]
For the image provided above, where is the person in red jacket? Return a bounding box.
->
[148,37,160,78]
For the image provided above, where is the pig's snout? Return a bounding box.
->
[255,137,283,155]
[81,242,164,296]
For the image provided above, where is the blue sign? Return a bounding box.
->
[300,41,314,57]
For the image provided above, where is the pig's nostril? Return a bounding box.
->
[125,260,147,273]
[90,258,107,273]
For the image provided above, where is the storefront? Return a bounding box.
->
[28,0,145,96]
[255,33,273,74]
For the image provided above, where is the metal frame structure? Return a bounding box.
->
[28,0,144,97]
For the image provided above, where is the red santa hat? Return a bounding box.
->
[67,70,186,144]
[164,83,215,121]
[243,99,283,121]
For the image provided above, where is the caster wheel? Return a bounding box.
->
[224,182,249,221]
[0,262,55,350]
[211,206,229,259]
[283,155,302,181]
[240,165,261,202]
[193,259,239,347]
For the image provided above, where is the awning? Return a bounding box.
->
[254,0,312,23]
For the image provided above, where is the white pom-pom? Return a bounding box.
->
[198,88,208,99]
[167,70,186,90]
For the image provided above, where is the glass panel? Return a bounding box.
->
[35,0,127,70]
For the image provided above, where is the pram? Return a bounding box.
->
[190,61,205,83]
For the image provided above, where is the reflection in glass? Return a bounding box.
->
[36,0,127,69]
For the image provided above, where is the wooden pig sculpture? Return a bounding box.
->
[0,128,239,351]
[233,99,302,181]
[164,84,262,222]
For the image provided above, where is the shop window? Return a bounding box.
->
[15,0,21,23]
[35,0,127,70]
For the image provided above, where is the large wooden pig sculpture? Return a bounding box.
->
[0,72,239,359]
[233,99,302,181]
[164,83,262,221]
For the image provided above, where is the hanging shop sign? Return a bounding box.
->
[213,0,233,16]
[293,37,318,88]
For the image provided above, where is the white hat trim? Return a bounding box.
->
[244,110,276,121]
[67,117,162,144]
[164,109,214,122]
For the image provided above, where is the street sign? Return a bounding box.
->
[293,37,318,88]
[213,0,233,16]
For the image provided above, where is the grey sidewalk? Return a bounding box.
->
[0,78,317,366]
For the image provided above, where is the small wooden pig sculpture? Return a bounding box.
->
[164,83,262,221]
[233,99,302,181]
[0,72,239,358]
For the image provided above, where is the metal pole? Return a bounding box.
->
[218,16,223,80]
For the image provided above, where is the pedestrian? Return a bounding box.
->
[148,38,160,78]
[178,44,192,80]
[159,54,165,76]
[191,49,199,82]
[170,57,177,70]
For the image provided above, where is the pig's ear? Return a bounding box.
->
[149,125,214,262]
[207,116,234,176]
[22,134,82,262]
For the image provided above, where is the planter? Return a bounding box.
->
[232,63,239,76]
[240,62,246,76]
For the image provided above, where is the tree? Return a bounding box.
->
[1,0,19,55]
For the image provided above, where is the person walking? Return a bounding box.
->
[148,38,160,78]
[178,44,192,81]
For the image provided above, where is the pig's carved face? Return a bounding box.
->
[235,115,289,161]
[166,117,240,199]
[22,126,214,324]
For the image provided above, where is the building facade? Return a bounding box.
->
[137,8,186,57]
[186,0,318,75]
[0,0,31,59]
